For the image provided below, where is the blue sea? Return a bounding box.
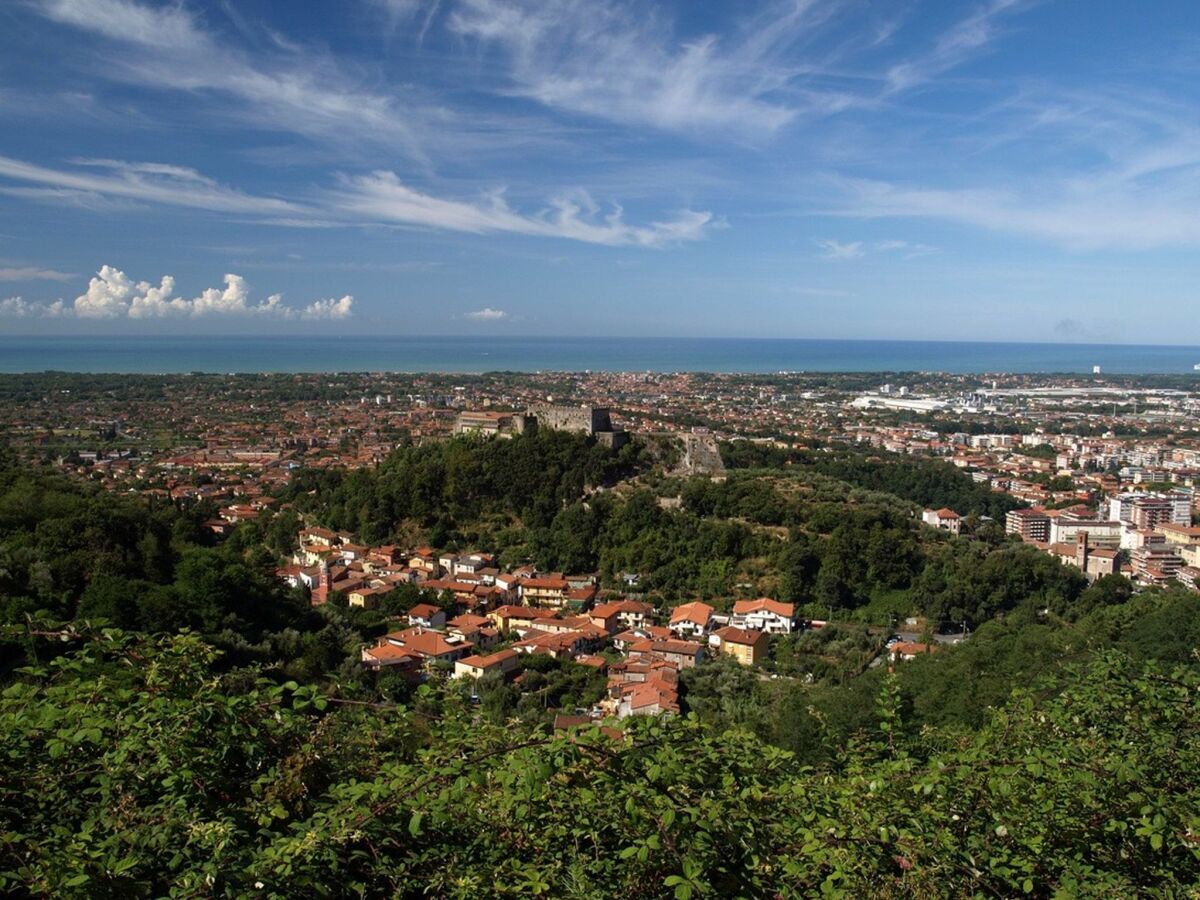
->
[0,336,1198,375]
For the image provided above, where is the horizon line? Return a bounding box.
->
[2,334,1200,350]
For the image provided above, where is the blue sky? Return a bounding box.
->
[1,0,1198,342]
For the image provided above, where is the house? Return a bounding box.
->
[922,507,962,535]
[373,627,474,670]
[299,527,337,548]
[613,599,654,629]
[448,614,489,633]
[612,625,672,652]
[512,630,593,660]
[575,654,609,673]
[731,598,796,633]
[453,648,520,680]
[1178,566,1200,592]
[565,585,598,611]
[488,604,559,632]
[493,572,522,593]
[626,638,704,669]
[275,564,304,588]
[367,545,403,567]
[591,599,655,633]
[588,601,625,634]
[407,548,440,576]
[889,641,938,662]
[669,601,714,638]
[616,681,680,718]
[347,584,389,610]
[419,579,480,607]
[520,575,572,608]
[360,643,423,673]
[709,626,767,667]
[454,553,495,576]
[406,603,446,630]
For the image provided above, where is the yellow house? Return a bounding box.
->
[709,626,767,667]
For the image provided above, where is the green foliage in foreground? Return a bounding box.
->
[2,631,1198,898]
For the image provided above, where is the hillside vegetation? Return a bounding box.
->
[0,436,1198,896]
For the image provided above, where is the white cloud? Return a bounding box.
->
[885,0,1025,93]
[333,171,712,246]
[0,266,75,282]
[0,297,68,318]
[874,239,938,258]
[0,297,38,318]
[301,295,355,320]
[0,156,299,216]
[0,266,353,321]
[447,0,826,133]
[464,307,507,320]
[816,238,864,260]
[0,155,712,249]
[837,176,1200,251]
[35,0,429,156]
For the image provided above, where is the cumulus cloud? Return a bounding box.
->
[333,171,712,246]
[0,297,60,318]
[301,295,355,320]
[464,307,507,320]
[0,266,353,321]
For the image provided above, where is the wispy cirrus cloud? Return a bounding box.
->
[885,0,1027,93]
[0,266,75,282]
[33,0,432,157]
[0,155,708,247]
[816,237,937,260]
[447,0,831,134]
[0,155,299,215]
[0,266,353,320]
[815,238,864,260]
[811,75,1200,252]
[330,171,713,246]
[837,174,1200,251]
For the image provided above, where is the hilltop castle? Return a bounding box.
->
[455,404,628,448]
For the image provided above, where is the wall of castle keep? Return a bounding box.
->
[529,404,612,435]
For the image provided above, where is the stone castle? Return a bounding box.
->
[456,404,628,448]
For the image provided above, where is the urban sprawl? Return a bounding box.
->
[6,368,1199,727]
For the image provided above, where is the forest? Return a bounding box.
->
[0,436,1198,896]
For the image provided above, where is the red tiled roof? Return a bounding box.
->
[732,598,794,618]
[713,625,766,647]
[669,601,713,626]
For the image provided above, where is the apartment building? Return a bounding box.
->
[1006,508,1050,543]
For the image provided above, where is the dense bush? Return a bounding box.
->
[1,632,1196,897]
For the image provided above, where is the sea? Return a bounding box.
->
[0,335,1198,375]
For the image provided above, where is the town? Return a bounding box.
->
[4,368,1197,735]
[6,369,1197,600]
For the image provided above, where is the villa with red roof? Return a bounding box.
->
[731,598,796,633]
[669,601,714,638]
